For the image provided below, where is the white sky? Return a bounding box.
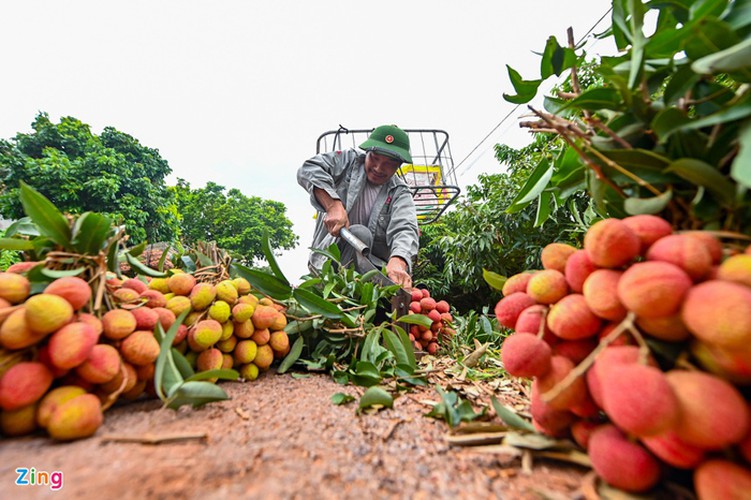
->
[2,1,616,282]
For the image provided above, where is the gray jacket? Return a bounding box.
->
[297,149,419,274]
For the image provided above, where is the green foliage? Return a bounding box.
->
[415,135,587,313]
[0,113,179,244]
[445,307,504,355]
[170,179,298,265]
[426,386,484,427]
[154,311,238,410]
[237,235,425,407]
[0,228,21,270]
[503,0,751,233]
[491,396,536,432]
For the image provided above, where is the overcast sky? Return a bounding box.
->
[2,1,616,282]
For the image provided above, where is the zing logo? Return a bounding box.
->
[15,467,63,491]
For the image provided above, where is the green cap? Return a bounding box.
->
[359,124,412,164]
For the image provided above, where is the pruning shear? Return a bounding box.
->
[339,227,411,319]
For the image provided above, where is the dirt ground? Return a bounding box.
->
[0,369,590,500]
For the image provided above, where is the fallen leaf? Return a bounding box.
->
[444,431,506,446]
[100,432,208,445]
[463,342,489,368]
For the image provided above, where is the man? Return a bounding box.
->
[297,124,419,288]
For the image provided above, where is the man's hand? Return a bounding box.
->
[314,188,349,237]
[386,257,412,289]
[323,202,348,237]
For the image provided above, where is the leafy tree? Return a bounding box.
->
[415,134,587,313]
[0,113,179,244]
[171,179,298,265]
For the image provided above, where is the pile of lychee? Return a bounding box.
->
[407,288,455,354]
[496,215,751,495]
[0,273,108,441]
[105,271,290,384]
[0,268,291,442]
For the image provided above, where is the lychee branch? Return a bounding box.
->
[541,312,635,404]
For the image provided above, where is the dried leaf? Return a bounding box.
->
[462,444,523,457]
[452,422,509,434]
[445,432,506,446]
[99,432,208,444]
[534,449,592,468]
[504,431,567,451]
[234,407,250,420]
[463,342,489,368]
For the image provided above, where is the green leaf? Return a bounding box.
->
[233,263,293,300]
[599,148,671,171]
[0,238,35,251]
[664,158,736,206]
[733,120,751,188]
[107,237,120,275]
[611,0,631,50]
[70,212,113,255]
[428,386,477,427]
[383,329,412,369]
[360,329,382,362]
[482,269,507,291]
[663,65,701,105]
[626,0,647,89]
[4,217,39,238]
[185,369,239,382]
[689,0,730,21]
[18,181,71,248]
[181,255,197,273]
[651,107,691,143]
[278,335,304,374]
[39,267,86,279]
[261,228,290,286]
[540,36,576,78]
[128,241,148,257]
[352,361,382,387]
[683,16,738,61]
[456,400,484,423]
[156,243,172,272]
[165,381,230,409]
[171,348,195,379]
[692,36,751,79]
[296,277,322,289]
[310,245,341,263]
[533,191,553,227]
[396,313,432,328]
[623,188,673,215]
[393,325,416,368]
[645,25,688,58]
[357,386,393,412]
[502,65,542,104]
[331,393,355,405]
[124,252,169,278]
[491,396,536,432]
[284,319,313,335]
[566,88,624,111]
[154,310,189,401]
[680,92,751,133]
[506,158,553,213]
[292,288,342,319]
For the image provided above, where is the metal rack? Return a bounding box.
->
[316,126,461,224]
